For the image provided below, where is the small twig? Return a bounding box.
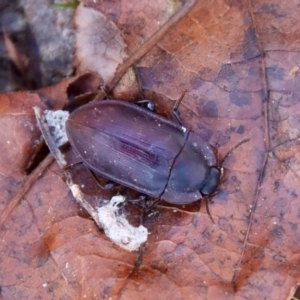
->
[33,107,101,227]
[69,184,102,228]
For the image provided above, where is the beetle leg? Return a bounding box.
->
[127,195,160,211]
[144,197,161,211]
[102,181,115,190]
[88,169,115,190]
[172,109,184,126]
[63,160,82,169]
[172,90,187,126]
[63,160,115,190]
[135,100,155,111]
[127,195,147,203]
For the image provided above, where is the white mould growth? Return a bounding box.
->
[43,110,69,147]
[97,195,148,251]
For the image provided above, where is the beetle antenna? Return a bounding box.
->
[199,197,215,224]
[173,90,187,111]
[219,138,250,166]
[205,198,215,224]
[172,90,187,125]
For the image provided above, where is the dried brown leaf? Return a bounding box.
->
[1,1,300,299]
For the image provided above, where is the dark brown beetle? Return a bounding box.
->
[65,100,245,205]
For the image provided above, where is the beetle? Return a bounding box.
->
[65,99,247,206]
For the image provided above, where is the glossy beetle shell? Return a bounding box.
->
[65,100,218,205]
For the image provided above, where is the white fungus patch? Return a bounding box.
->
[97,195,148,251]
[43,110,69,147]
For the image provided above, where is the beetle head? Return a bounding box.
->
[200,139,249,196]
[200,167,221,196]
